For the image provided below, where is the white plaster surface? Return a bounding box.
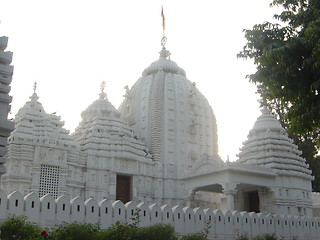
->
[0,46,318,222]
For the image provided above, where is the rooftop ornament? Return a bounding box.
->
[30,81,39,102]
[99,81,107,99]
[33,81,37,93]
[160,6,170,59]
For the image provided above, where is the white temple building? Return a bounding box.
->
[0,43,316,217]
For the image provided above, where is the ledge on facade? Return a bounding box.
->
[0,119,15,133]
[0,63,13,75]
[0,89,12,102]
[0,83,11,94]
[0,37,8,51]
[181,161,277,180]
[0,164,6,174]
[0,51,13,65]
[0,75,12,85]
[0,155,6,164]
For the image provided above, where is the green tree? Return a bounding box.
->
[97,222,136,240]
[0,215,43,240]
[238,0,320,190]
[135,224,178,240]
[49,221,100,240]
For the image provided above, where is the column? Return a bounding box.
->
[223,190,237,211]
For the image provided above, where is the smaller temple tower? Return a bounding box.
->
[1,86,86,197]
[73,82,155,203]
[237,107,314,216]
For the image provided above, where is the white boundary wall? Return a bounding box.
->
[0,190,319,240]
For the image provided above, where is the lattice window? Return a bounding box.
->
[39,164,60,198]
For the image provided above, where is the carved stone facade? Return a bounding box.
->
[1,89,85,197]
[0,47,316,216]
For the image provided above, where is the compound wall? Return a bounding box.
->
[0,190,319,240]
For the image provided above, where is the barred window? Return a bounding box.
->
[39,164,60,198]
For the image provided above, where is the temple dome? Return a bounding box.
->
[119,47,219,176]
[251,107,286,133]
[81,90,120,120]
[16,93,45,118]
[142,48,186,76]
[81,98,119,118]
[237,107,313,180]
[73,86,152,162]
[11,90,76,147]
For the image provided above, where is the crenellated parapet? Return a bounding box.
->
[0,190,319,239]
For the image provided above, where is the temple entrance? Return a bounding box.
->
[244,190,260,213]
[116,175,131,203]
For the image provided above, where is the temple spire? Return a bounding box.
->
[159,6,171,59]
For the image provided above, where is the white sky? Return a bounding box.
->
[0,0,280,161]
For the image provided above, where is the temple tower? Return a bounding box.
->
[0,35,14,177]
[238,107,314,215]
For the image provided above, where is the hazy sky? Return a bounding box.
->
[0,0,280,161]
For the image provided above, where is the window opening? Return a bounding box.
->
[39,164,60,198]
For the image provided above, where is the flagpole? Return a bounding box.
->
[161,5,167,47]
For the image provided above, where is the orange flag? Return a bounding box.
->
[161,6,165,36]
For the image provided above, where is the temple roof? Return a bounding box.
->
[142,47,186,77]
[80,83,120,120]
[237,107,313,180]
[74,83,152,162]
[119,47,219,174]
[11,86,76,148]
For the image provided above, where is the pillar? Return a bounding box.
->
[223,190,237,211]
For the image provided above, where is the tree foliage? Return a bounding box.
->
[49,221,100,240]
[238,0,320,135]
[238,0,320,190]
[0,215,42,240]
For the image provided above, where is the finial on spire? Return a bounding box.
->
[99,81,107,99]
[33,81,37,93]
[161,6,167,47]
[261,105,271,114]
[30,81,39,102]
[100,81,106,92]
[159,47,171,59]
